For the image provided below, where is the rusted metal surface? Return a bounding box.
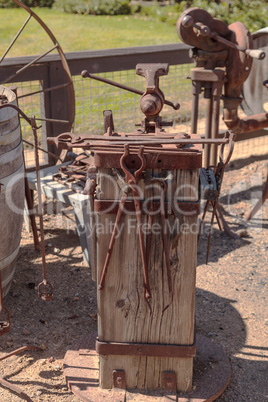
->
[176,6,267,243]
[177,7,268,144]
[177,8,230,53]
[113,370,127,402]
[96,339,196,358]
[0,377,34,401]
[0,345,42,401]
[223,108,268,134]
[150,177,173,315]
[177,7,264,60]
[103,109,115,133]
[136,63,169,124]
[63,334,231,401]
[189,67,225,167]
[47,132,228,149]
[82,67,180,111]
[93,146,202,170]
[162,371,177,402]
[48,63,234,272]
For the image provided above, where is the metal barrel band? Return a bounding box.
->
[96,339,196,359]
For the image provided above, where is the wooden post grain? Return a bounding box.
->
[96,163,199,392]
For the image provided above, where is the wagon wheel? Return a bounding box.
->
[0,0,75,161]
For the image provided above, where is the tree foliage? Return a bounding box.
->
[1,0,267,31]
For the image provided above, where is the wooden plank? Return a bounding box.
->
[0,44,193,86]
[96,164,199,392]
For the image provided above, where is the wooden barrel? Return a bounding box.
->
[0,86,24,298]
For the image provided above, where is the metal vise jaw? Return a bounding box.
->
[136,63,171,133]
[136,63,168,117]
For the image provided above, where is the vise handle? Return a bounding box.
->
[81,69,180,110]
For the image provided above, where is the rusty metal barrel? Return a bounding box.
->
[0,86,24,298]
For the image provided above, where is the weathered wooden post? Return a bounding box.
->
[95,145,200,393]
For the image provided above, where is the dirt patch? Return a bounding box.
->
[0,154,267,401]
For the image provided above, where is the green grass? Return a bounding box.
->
[0,8,179,57]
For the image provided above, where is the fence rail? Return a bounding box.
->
[0,43,266,168]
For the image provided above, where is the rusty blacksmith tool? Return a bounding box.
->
[97,145,154,310]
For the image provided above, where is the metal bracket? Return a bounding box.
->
[162,371,177,401]
[113,369,126,402]
[0,321,10,336]
[96,339,196,359]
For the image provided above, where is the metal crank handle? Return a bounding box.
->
[182,15,266,60]
[81,70,180,110]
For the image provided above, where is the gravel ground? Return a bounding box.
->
[0,154,267,401]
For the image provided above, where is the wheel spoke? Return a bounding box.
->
[17,82,71,99]
[34,117,70,124]
[0,0,75,133]
[22,139,62,162]
[0,14,32,64]
[1,45,58,85]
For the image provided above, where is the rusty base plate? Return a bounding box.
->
[63,334,231,402]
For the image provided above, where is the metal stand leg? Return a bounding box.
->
[24,176,40,250]
[216,204,240,239]
[245,174,268,221]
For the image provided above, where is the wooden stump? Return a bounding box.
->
[96,164,200,392]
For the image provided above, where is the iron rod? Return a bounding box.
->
[23,138,62,161]
[34,117,69,124]
[60,138,229,147]
[1,45,58,85]
[0,376,33,401]
[210,83,222,166]
[191,81,201,134]
[48,134,229,145]
[17,82,71,99]
[204,97,213,168]
[0,346,42,362]
[81,70,180,110]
